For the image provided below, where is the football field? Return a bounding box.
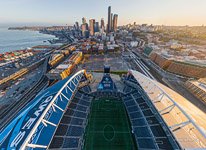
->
[84,97,137,150]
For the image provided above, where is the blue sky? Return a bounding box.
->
[0,0,206,26]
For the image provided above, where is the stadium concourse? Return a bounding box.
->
[0,68,206,149]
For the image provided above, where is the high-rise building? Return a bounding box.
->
[81,24,87,37]
[111,13,113,31]
[100,18,105,33]
[82,17,86,24]
[113,14,118,32]
[107,6,111,33]
[89,19,95,36]
[101,18,105,29]
[85,23,89,30]
[94,22,100,33]
[75,22,79,30]
[84,30,90,38]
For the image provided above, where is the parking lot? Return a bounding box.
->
[81,52,129,71]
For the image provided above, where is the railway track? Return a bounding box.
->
[0,75,48,130]
[0,58,46,90]
[0,46,72,130]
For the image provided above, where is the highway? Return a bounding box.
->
[130,51,155,80]
[125,46,156,80]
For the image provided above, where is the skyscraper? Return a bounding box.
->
[85,23,89,30]
[111,13,113,31]
[82,17,86,24]
[75,22,79,30]
[101,18,105,32]
[107,6,111,33]
[81,24,87,37]
[94,22,100,33]
[113,14,118,32]
[101,18,105,28]
[89,19,95,36]
[84,30,90,38]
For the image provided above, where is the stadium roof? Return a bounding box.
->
[0,70,86,150]
[128,70,206,149]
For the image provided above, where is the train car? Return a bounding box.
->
[70,52,82,65]
[0,68,29,85]
[76,52,82,64]
[47,62,74,80]
[0,59,44,88]
[75,52,83,64]
[12,68,29,80]
[69,46,76,51]
[48,44,78,68]
[46,52,83,80]
[60,44,72,50]
[60,63,75,79]
[63,50,70,56]
[49,54,64,67]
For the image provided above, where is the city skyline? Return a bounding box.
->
[0,0,206,26]
[1,1,206,149]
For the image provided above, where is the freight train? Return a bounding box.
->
[48,45,76,68]
[47,52,83,80]
[0,58,45,89]
[0,45,77,89]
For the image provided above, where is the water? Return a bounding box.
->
[0,27,56,53]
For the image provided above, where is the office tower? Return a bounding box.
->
[84,30,90,38]
[89,19,95,36]
[85,23,89,30]
[82,24,87,37]
[111,13,113,31]
[107,6,111,33]
[75,22,79,30]
[101,18,105,30]
[94,22,100,33]
[82,17,86,24]
[100,18,105,32]
[113,14,118,32]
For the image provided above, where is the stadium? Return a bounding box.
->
[185,78,206,104]
[1,67,206,150]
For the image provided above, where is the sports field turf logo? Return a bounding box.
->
[103,125,115,141]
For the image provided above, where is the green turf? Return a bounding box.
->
[83,97,137,150]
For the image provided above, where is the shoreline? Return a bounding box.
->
[0,27,57,53]
[6,25,72,50]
